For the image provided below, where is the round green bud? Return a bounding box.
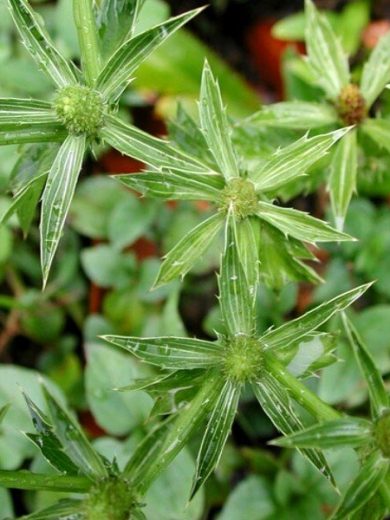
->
[54,85,105,135]
[218,178,258,220]
[337,84,367,126]
[82,478,138,520]
[375,411,390,458]
[223,335,264,383]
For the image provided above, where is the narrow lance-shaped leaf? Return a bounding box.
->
[116,168,224,201]
[73,0,102,85]
[43,387,108,480]
[102,335,222,369]
[235,217,260,297]
[40,135,86,288]
[246,101,338,129]
[332,452,388,520]
[252,371,335,486]
[0,125,67,146]
[257,201,353,243]
[19,499,83,520]
[0,470,91,492]
[360,32,390,108]
[0,404,10,423]
[192,379,241,497]
[7,0,78,88]
[24,395,80,475]
[101,115,209,173]
[0,99,58,129]
[154,212,224,288]
[305,0,350,100]
[219,213,256,336]
[136,373,224,494]
[96,8,203,100]
[342,313,389,417]
[199,60,239,180]
[252,128,349,191]
[329,129,357,231]
[271,418,372,449]
[361,118,390,154]
[262,283,372,351]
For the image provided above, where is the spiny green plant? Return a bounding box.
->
[116,61,353,291]
[0,0,201,287]
[246,0,390,230]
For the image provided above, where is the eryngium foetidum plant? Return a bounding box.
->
[103,215,371,498]
[246,0,390,230]
[0,0,201,287]
[115,60,354,291]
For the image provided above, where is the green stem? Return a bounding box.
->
[267,355,340,422]
[73,0,102,85]
[0,470,92,492]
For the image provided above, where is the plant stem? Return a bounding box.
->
[73,0,102,85]
[0,470,92,492]
[267,356,340,422]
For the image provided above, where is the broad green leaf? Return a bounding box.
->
[116,168,224,201]
[262,283,371,351]
[272,418,372,449]
[0,99,58,128]
[40,135,86,287]
[247,101,338,129]
[252,128,348,191]
[155,212,224,287]
[24,395,80,474]
[97,0,145,58]
[361,118,390,154]
[0,470,91,492]
[199,61,239,180]
[7,0,78,87]
[252,371,335,486]
[101,115,208,172]
[329,129,357,231]
[219,215,255,335]
[96,8,202,100]
[102,335,221,369]
[257,202,352,243]
[192,379,240,496]
[19,499,83,520]
[43,387,108,480]
[305,0,350,99]
[136,373,224,494]
[332,453,388,520]
[73,0,102,85]
[342,314,389,417]
[0,125,67,145]
[360,32,390,108]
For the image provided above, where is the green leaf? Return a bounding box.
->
[116,168,224,201]
[0,99,58,129]
[219,215,256,336]
[24,394,80,474]
[102,335,221,369]
[135,373,224,494]
[40,134,86,287]
[235,217,260,296]
[101,115,208,172]
[252,371,335,486]
[262,283,371,351]
[361,118,390,154]
[332,453,388,520]
[19,499,83,520]
[96,8,202,100]
[360,32,390,108]
[329,129,358,231]
[0,470,91,492]
[199,60,239,180]
[247,101,338,129]
[7,0,78,87]
[43,387,108,480]
[252,128,348,191]
[73,0,102,85]
[342,314,389,417]
[0,125,67,145]
[257,202,353,243]
[97,0,145,58]
[192,379,240,496]
[305,0,350,99]
[272,418,372,449]
[155,212,224,287]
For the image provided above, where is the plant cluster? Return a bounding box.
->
[0,0,389,519]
